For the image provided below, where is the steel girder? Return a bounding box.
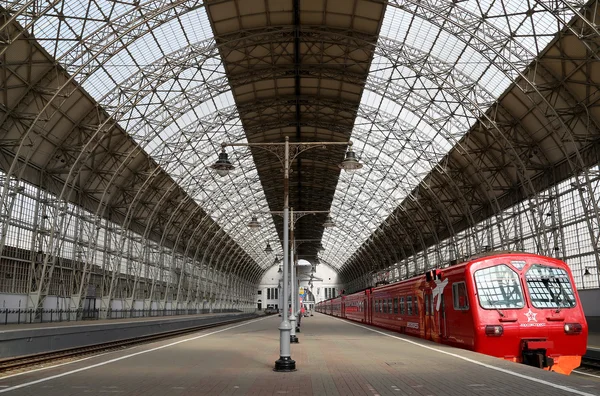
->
[0,2,596,306]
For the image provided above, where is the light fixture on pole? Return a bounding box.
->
[211,137,363,372]
[339,142,363,173]
[323,215,335,228]
[210,147,235,177]
[247,216,261,229]
[265,242,273,254]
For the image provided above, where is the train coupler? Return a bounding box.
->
[521,340,554,369]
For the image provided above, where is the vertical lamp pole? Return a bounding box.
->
[277,137,294,370]
[289,208,298,343]
[210,137,362,372]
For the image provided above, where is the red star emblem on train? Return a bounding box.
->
[524,309,537,322]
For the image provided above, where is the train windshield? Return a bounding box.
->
[474,264,525,309]
[525,265,576,309]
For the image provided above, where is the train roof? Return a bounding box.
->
[367,251,566,294]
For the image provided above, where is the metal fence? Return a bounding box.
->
[0,307,257,325]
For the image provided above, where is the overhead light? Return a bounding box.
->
[273,255,279,265]
[247,216,260,229]
[323,215,335,228]
[265,242,273,254]
[210,147,235,177]
[339,142,363,173]
[584,267,592,276]
[317,242,324,251]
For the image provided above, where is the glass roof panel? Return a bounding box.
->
[322,1,575,268]
[7,0,577,273]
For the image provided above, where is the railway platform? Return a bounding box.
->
[0,313,598,395]
[0,311,259,360]
[0,311,248,331]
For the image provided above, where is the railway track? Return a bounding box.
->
[582,350,600,370]
[0,314,257,373]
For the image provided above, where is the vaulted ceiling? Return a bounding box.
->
[0,0,598,285]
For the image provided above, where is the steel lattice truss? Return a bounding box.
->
[0,0,599,312]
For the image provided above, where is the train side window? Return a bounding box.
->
[425,294,430,315]
[453,282,469,310]
[407,296,413,315]
[414,296,419,315]
[388,298,392,314]
[400,297,405,315]
[393,297,398,314]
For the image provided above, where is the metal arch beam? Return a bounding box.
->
[94,41,510,262]
[0,0,596,296]
[2,2,596,200]
[85,82,524,276]
[0,20,572,244]
[151,98,478,256]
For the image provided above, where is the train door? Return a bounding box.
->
[424,289,433,340]
[438,293,447,339]
[368,295,373,323]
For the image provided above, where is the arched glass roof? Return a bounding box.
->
[3,0,597,284]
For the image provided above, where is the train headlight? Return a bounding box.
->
[485,325,503,336]
[564,323,582,335]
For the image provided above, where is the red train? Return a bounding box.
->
[316,252,588,375]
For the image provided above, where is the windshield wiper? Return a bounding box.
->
[542,277,562,313]
[484,292,505,317]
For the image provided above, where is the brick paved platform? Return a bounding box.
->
[0,313,598,395]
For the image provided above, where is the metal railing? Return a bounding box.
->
[0,307,257,325]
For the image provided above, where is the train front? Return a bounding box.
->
[471,254,588,375]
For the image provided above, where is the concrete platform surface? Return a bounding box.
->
[0,312,248,332]
[0,313,598,396]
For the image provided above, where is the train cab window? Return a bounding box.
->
[400,297,405,315]
[475,264,524,309]
[407,296,413,315]
[414,296,419,315]
[393,298,398,314]
[525,265,576,309]
[452,282,469,310]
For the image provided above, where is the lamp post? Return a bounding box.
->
[211,136,362,372]
[287,211,330,343]
[288,237,324,338]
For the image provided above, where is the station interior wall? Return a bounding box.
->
[579,288,600,332]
